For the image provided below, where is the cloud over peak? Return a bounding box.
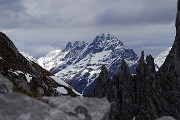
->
[0,0,177,57]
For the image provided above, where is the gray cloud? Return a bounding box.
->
[16,42,59,58]
[0,0,178,58]
[97,0,176,26]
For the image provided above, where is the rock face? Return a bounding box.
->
[90,60,135,120]
[157,0,180,118]
[0,32,80,97]
[159,0,180,101]
[91,65,111,98]
[0,73,13,94]
[135,53,163,120]
[91,4,180,117]
[0,92,110,120]
[90,1,180,119]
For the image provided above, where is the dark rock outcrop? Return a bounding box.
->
[0,73,13,94]
[135,53,160,120]
[156,0,180,118]
[91,65,111,98]
[117,59,135,120]
[91,52,180,120]
[0,32,78,97]
[90,1,180,120]
[91,60,135,120]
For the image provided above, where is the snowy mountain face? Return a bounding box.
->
[37,49,66,71]
[20,52,37,63]
[155,47,171,68]
[37,33,138,94]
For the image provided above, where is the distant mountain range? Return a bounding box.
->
[23,33,138,94]
[21,33,171,94]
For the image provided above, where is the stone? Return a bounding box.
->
[156,116,176,120]
[0,93,53,120]
[0,92,110,120]
[0,73,13,94]
[43,96,111,120]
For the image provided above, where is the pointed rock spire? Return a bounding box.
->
[91,65,110,98]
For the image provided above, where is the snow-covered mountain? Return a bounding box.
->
[37,33,138,94]
[37,50,66,71]
[155,47,171,67]
[20,52,37,63]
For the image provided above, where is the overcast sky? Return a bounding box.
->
[0,0,177,58]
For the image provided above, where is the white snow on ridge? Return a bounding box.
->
[20,52,37,63]
[50,76,70,87]
[56,87,68,94]
[90,50,111,64]
[50,76,82,96]
[9,70,33,82]
[0,57,2,59]
[11,70,24,75]
[25,73,32,82]
[37,49,67,71]
[155,47,171,67]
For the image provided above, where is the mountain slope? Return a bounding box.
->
[20,52,37,63]
[37,33,138,94]
[0,32,80,97]
[37,49,65,71]
[155,47,171,67]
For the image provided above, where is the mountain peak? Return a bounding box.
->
[97,33,113,38]
[36,33,138,94]
[46,49,62,58]
[63,41,88,52]
[92,33,124,49]
[63,42,72,52]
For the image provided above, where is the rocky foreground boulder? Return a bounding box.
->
[0,73,110,120]
[0,93,110,120]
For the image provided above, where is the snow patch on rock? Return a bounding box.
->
[56,87,68,94]
[25,73,32,82]
[155,47,171,67]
